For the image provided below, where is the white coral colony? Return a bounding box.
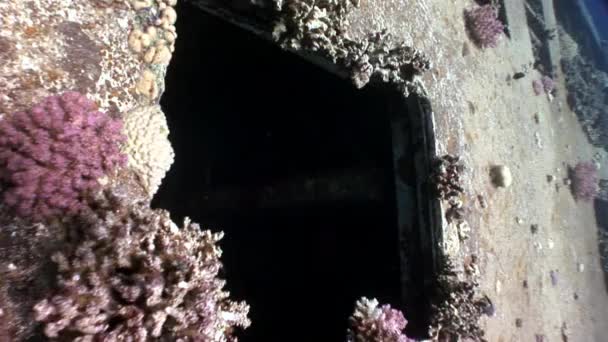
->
[123,105,175,197]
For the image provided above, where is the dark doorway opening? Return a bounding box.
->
[154,2,415,340]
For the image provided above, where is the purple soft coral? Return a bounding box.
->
[465,4,505,49]
[571,161,599,202]
[0,91,127,221]
[347,297,415,342]
[533,76,555,95]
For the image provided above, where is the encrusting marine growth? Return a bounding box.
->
[33,185,251,341]
[0,92,127,222]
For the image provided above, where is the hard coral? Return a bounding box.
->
[122,105,174,197]
[347,297,413,342]
[34,187,250,341]
[570,161,599,202]
[465,4,504,49]
[0,91,127,221]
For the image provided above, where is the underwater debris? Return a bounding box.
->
[429,256,487,342]
[346,297,413,342]
[0,92,127,222]
[33,186,250,341]
[490,165,512,188]
[464,4,504,49]
[570,161,599,202]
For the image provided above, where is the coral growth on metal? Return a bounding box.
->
[570,161,599,202]
[33,187,250,341]
[347,297,413,342]
[0,92,127,221]
[430,155,466,224]
[272,0,431,96]
[430,155,464,201]
[465,4,504,49]
[429,256,487,341]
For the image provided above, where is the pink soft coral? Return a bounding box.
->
[465,4,504,49]
[571,161,599,202]
[0,91,127,221]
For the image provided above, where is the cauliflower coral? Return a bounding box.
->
[33,186,250,341]
[0,92,127,221]
[347,297,414,342]
[465,4,504,49]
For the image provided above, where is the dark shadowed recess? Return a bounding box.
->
[154,2,412,341]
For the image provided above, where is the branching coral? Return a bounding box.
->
[347,297,413,342]
[570,161,599,202]
[122,105,174,197]
[465,4,504,49]
[0,91,127,221]
[33,186,250,341]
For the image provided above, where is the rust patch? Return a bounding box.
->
[22,26,40,38]
[57,21,102,93]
